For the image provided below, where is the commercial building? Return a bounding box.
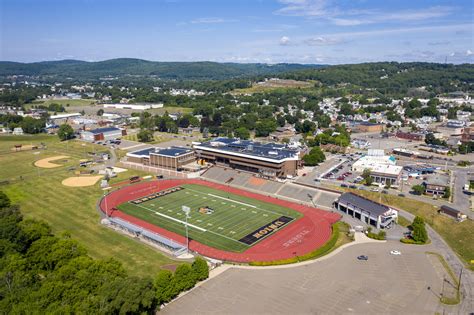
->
[334,192,398,229]
[395,131,424,141]
[80,127,126,142]
[352,150,402,185]
[126,146,195,171]
[193,138,301,179]
[103,103,163,110]
[424,174,449,196]
[354,122,384,133]
[50,112,82,121]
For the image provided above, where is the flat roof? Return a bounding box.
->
[337,192,393,217]
[84,127,121,135]
[127,146,193,158]
[194,138,299,162]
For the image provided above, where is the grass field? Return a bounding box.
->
[29,99,98,107]
[118,184,302,252]
[232,80,314,94]
[0,135,177,276]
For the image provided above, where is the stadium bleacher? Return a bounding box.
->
[108,217,186,256]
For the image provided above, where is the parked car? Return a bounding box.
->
[390,250,401,255]
[398,193,405,197]
[357,255,368,261]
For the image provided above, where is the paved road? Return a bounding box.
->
[452,168,472,213]
[396,208,474,314]
[163,241,467,315]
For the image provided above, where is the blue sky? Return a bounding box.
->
[0,0,473,64]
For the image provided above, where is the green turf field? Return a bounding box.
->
[117,184,302,252]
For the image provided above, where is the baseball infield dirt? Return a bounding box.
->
[62,176,103,187]
[34,155,70,168]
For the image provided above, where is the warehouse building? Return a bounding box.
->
[126,146,195,171]
[334,192,398,229]
[81,127,126,142]
[193,138,301,179]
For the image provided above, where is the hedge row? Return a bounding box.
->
[249,222,341,266]
[400,238,427,245]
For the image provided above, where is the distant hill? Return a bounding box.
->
[0,58,322,80]
[278,62,474,95]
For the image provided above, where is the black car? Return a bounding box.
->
[357,255,368,261]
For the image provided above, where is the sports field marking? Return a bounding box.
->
[186,187,257,209]
[133,203,207,232]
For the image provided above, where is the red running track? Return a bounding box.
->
[100,179,340,263]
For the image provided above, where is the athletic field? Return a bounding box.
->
[117,184,302,252]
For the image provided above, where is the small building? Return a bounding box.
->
[395,131,424,141]
[12,127,24,135]
[80,127,126,142]
[269,125,296,141]
[126,146,195,171]
[438,205,467,222]
[424,174,449,196]
[334,192,398,229]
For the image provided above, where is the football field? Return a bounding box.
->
[117,184,302,252]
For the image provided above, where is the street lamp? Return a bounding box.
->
[182,206,191,253]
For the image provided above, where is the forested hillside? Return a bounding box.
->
[279,62,474,95]
[0,59,320,80]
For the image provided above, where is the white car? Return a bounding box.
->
[390,250,401,255]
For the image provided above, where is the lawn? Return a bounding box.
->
[118,184,302,252]
[0,135,177,277]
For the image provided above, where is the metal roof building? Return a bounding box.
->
[126,146,195,171]
[334,192,398,229]
[193,138,301,179]
[80,127,125,142]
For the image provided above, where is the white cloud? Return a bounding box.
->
[466,50,473,56]
[275,0,329,17]
[190,17,237,24]
[279,36,291,46]
[304,36,342,46]
[275,1,455,26]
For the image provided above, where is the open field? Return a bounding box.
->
[118,183,303,252]
[337,186,474,271]
[29,98,98,107]
[148,106,193,115]
[232,79,314,94]
[122,133,170,144]
[0,135,176,276]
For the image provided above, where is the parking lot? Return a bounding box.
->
[163,241,452,315]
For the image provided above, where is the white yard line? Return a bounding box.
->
[133,203,207,232]
[185,187,256,208]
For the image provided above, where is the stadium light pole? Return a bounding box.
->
[182,206,191,253]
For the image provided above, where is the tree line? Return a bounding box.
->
[0,191,209,313]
